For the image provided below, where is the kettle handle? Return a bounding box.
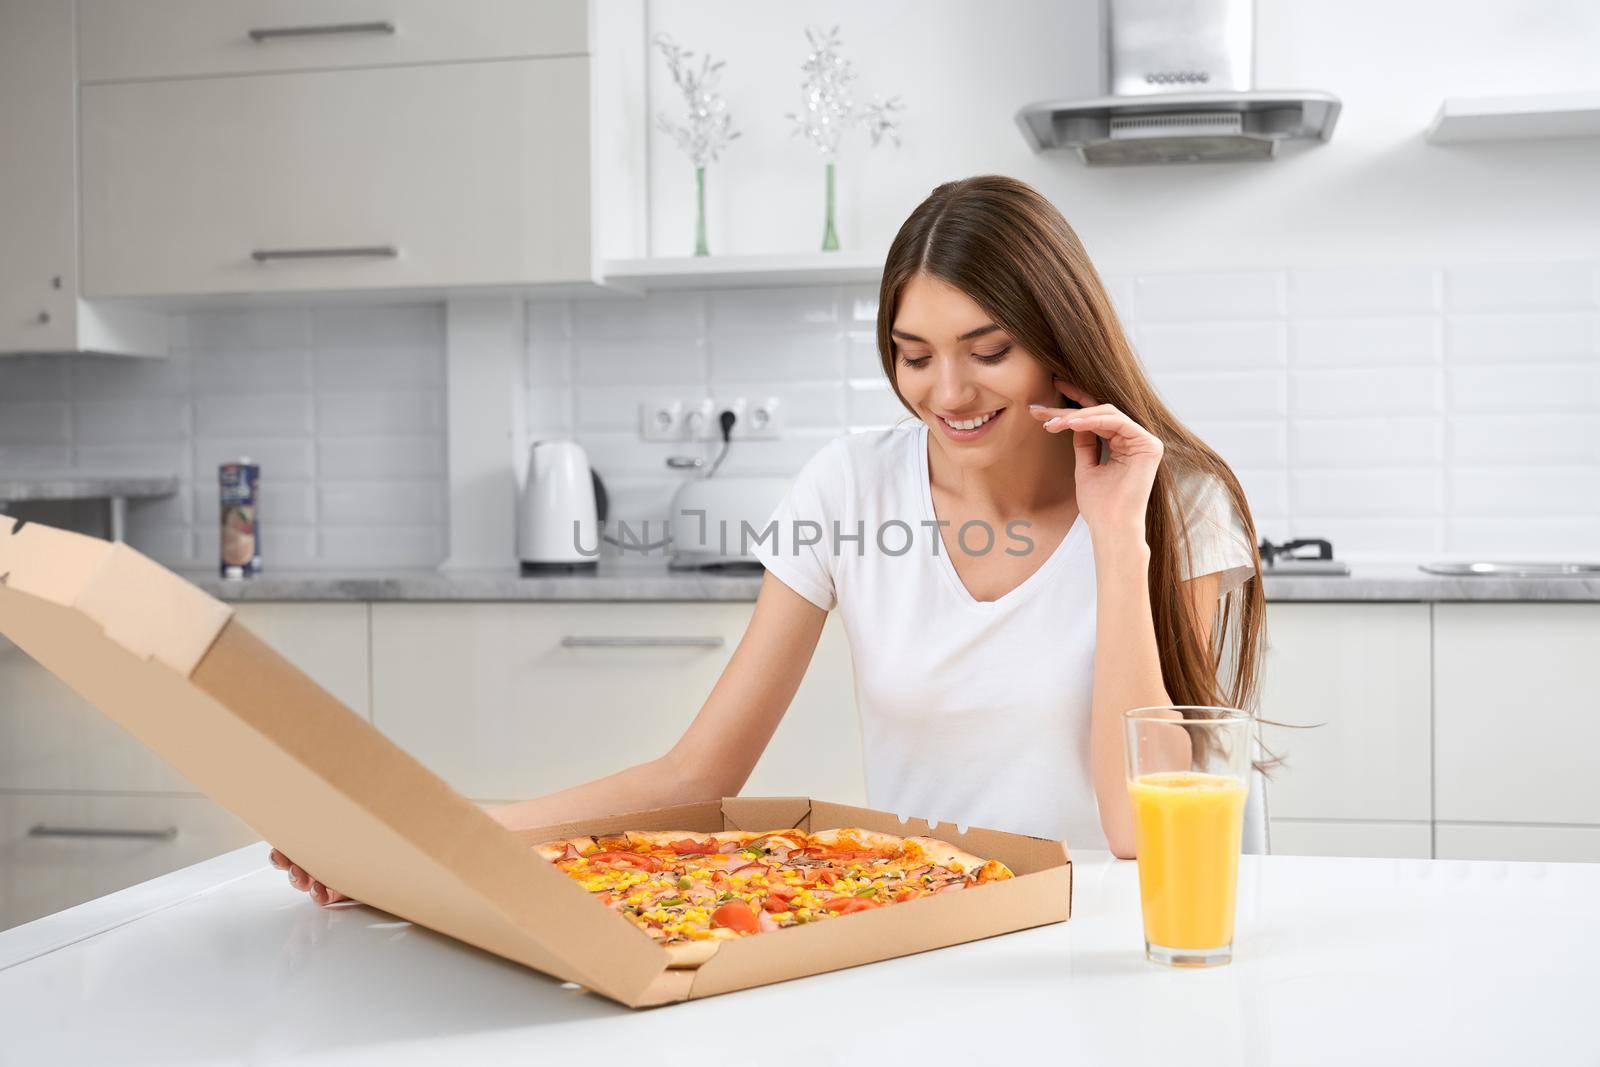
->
[591,469,608,523]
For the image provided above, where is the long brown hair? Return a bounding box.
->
[876,175,1268,734]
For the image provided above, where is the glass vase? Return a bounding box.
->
[693,165,709,257]
[820,161,840,252]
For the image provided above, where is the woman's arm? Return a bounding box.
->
[276,571,829,903]
[1087,563,1222,859]
[487,571,829,831]
[1033,378,1226,860]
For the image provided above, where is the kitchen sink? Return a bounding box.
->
[1420,561,1600,577]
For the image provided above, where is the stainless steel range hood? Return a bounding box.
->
[1016,0,1340,165]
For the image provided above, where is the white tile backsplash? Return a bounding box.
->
[10,257,1594,572]
[1288,267,1441,316]
[1289,317,1441,367]
[1445,262,1600,313]
[1156,371,1287,420]
[1133,321,1286,370]
[521,259,1600,563]
[1445,313,1599,363]
[1288,366,1441,417]
[0,402,70,444]
[1290,418,1445,467]
[1292,469,1445,517]
[0,303,449,570]
[1134,271,1286,321]
[1449,415,1600,464]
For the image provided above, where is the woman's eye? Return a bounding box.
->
[900,354,931,369]
[974,345,1012,364]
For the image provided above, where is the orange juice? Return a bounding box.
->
[1128,771,1248,951]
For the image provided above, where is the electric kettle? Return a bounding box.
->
[517,440,608,572]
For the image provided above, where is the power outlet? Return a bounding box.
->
[683,398,717,441]
[639,399,684,441]
[709,396,783,440]
[742,396,782,440]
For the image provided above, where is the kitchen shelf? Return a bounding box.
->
[1426,90,1600,144]
[0,471,179,543]
[600,250,885,292]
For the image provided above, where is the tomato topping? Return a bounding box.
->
[818,897,878,914]
[761,896,791,913]
[816,869,840,886]
[766,884,797,900]
[711,900,761,934]
[895,889,917,903]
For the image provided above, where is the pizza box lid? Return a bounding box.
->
[0,515,1072,1008]
[0,514,668,1005]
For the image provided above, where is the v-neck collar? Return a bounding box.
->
[915,421,1087,612]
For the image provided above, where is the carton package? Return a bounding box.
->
[0,515,1072,1008]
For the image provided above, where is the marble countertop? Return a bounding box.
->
[0,471,180,502]
[3,842,1596,1064]
[183,558,1600,602]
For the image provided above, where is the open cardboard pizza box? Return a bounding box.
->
[0,515,1072,1008]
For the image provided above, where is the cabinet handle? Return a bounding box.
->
[29,824,178,841]
[252,245,398,263]
[248,21,396,42]
[560,636,725,649]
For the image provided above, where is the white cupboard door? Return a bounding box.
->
[370,604,865,804]
[1435,604,1600,826]
[1268,820,1432,860]
[0,0,75,352]
[81,58,592,298]
[1258,603,1432,824]
[78,0,587,82]
[0,794,258,931]
[1435,824,1600,864]
[0,635,192,794]
[0,606,370,792]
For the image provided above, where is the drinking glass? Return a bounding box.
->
[1123,706,1254,967]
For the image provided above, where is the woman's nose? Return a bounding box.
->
[931,356,978,409]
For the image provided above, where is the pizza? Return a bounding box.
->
[533,826,1014,967]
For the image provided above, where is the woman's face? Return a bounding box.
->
[891,272,1061,470]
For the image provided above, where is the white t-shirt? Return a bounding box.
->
[750,422,1254,850]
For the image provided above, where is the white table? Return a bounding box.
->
[2,843,1597,1065]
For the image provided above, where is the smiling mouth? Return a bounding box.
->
[937,408,1004,431]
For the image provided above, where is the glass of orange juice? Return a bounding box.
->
[1124,705,1254,968]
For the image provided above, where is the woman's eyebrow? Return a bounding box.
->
[890,323,1002,343]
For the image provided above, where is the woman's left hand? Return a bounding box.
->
[1030,378,1163,539]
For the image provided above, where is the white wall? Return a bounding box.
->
[0,304,449,570]
[524,257,1600,562]
[520,0,1600,563]
[643,0,1600,270]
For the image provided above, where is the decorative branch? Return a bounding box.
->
[654,33,740,169]
[786,26,904,159]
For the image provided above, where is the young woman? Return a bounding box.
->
[274,175,1263,904]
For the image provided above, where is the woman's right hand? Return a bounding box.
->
[268,847,348,906]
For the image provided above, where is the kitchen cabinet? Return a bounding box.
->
[1259,603,1434,859]
[0,602,367,930]
[77,0,645,300]
[1435,823,1600,863]
[1267,820,1433,860]
[0,793,256,931]
[370,603,866,805]
[0,603,370,794]
[0,0,163,356]
[77,0,587,82]
[1434,603,1600,850]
